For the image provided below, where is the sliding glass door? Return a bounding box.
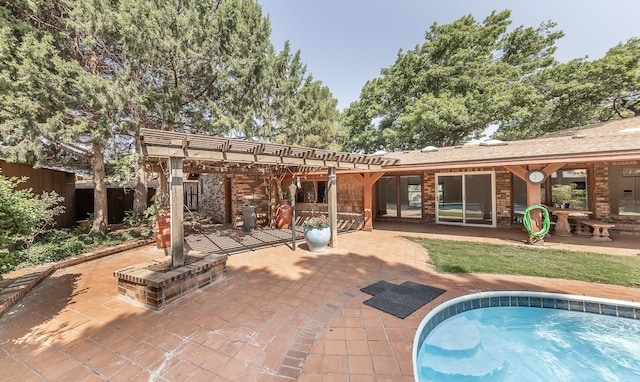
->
[436,172,495,226]
[376,175,422,219]
[437,175,463,223]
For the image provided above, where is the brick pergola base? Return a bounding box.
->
[114,254,227,310]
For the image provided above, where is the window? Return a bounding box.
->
[609,164,640,216]
[549,169,588,209]
[296,181,327,203]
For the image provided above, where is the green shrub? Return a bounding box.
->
[0,249,26,274]
[1,174,65,244]
[1,226,143,277]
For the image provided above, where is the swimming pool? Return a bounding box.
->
[412,291,640,381]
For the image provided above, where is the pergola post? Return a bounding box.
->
[170,157,184,267]
[353,172,384,232]
[505,164,565,244]
[158,160,169,204]
[328,167,338,247]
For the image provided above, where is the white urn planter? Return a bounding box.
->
[304,226,331,253]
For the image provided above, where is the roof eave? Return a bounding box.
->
[382,150,640,172]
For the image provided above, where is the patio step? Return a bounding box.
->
[0,237,154,317]
[0,265,55,316]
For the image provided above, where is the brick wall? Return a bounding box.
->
[593,163,609,220]
[115,255,227,310]
[423,171,436,222]
[198,161,639,233]
[234,174,270,228]
[494,168,513,227]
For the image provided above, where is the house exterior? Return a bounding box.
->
[196,169,369,231]
[330,116,640,235]
[141,117,640,255]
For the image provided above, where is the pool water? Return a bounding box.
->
[417,306,640,381]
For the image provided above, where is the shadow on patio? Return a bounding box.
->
[2,224,640,380]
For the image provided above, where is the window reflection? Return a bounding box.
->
[550,169,587,209]
[609,165,640,216]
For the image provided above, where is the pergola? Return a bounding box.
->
[139,128,399,266]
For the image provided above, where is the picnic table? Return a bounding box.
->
[548,208,592,236]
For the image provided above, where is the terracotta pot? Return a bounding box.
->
[155,207,171,248]
[276,199,292,229]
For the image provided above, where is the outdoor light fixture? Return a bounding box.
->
[328,174,336,185]
[288,181,297,202]
[288,181,297,250]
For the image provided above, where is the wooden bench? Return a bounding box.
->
[572,219,616,241]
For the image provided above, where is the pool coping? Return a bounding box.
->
[412,291,640,381]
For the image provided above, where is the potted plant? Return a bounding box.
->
[303,214,331,252]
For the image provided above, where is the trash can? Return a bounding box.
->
[242,205,257,232]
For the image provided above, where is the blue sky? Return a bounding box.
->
[258,0,640,111]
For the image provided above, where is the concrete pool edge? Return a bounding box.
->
[412,291,640,381]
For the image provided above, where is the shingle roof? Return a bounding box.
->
[382,116,640,169]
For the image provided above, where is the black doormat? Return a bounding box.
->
[360,280,446,319]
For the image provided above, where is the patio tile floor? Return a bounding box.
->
[1,223,639,381]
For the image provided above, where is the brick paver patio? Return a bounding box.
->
[1,224,639,381]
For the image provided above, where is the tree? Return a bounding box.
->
[592,38,640,119]
[2,0,286,231]
[494,37,640,140]
[294,77,342,150]
[251,40,342,149]
[342,10,563,152]
[493,58,602,139]
[107,0,276,220]
[1,0,118,235]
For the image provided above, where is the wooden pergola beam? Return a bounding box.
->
[142,145,389,171]
[140,128,398,169]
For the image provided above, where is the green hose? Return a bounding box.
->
[523,204,551,242]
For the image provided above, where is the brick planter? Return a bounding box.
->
[114,254,227,310]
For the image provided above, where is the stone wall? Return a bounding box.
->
[199,174,227,223]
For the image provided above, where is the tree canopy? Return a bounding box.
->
[1,0,342,234]
[343,10,639,152]
[494,37,640,140]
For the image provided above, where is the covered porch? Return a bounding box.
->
[139,128,398,267]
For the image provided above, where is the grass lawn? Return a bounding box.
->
[407,237,640,288]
